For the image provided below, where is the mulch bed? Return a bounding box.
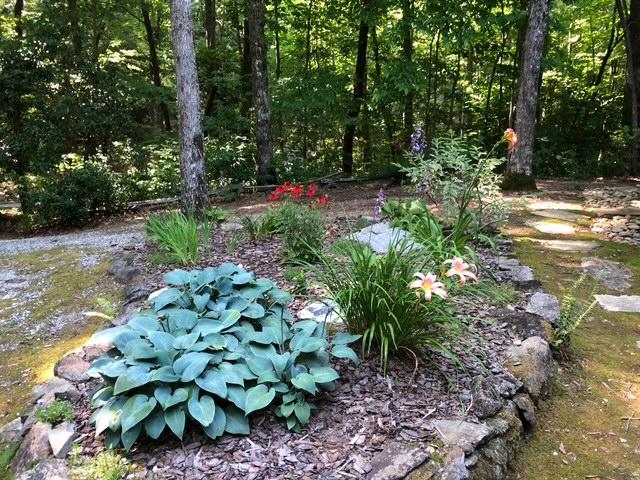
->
[72,222,524,480]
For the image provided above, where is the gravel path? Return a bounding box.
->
[0,223,145,255]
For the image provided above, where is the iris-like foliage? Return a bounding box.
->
[88,264,359,450]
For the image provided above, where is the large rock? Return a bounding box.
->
[108,253,141,284]
[297,300,342,325]
[366,442,429,480]
[504,336,554,401]
[54,353,90,383]
[581,257,633,291]
[352,223,419,254]
[513,393,537,428]
[11,422,52,475]
[440,447,469,480]
[16,459,69,480]
[530,209,589,222]
[497,310,554,342]
[47,422,76,459]
[595,295,640,313]
[221,222,244,233]
[0,417,24,444]
[471,376,503,419]
[123,282,151,306]
[31,378,78,404]
[431,420,491,454]
[506,266,535,283]
[525,293,560,323]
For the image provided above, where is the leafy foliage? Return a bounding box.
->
[553,276,597,348]
[309,240,459,372]
[146,212,211,266]
[34,400,75,425]
[205,207,230,224]
[89,264,359,449]
[69,449,131,480]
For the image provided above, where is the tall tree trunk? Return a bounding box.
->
[14,0,24,37]
[591,8,620,88]
[401,0,414,148]
[504,0,551,190]
[618,0,640,175]
[240,19,252,123]
[274,0,282,80]
[342,0,370,176]
[171,0,209,217]
[142,1,171,131]
[248,0,275,184]
[204,0,219,117]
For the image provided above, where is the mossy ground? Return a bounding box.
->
[507,209,640,479]
[0,248,121,423]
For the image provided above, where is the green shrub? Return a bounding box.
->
[309,240,459,372]
[283,268,309,295]
[205,206,230,223]
[553,276,597,348]
[22,162,125,228]
[276,203,325,263]
[69,450,130,480]
[240,214,279,241]
[0,442,19,478]
[88,265,359,450]
[35,400,75,425]
[146,212,211,265]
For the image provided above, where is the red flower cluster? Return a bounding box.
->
[268,183,328,206]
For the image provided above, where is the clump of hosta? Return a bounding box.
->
[88,264,359,450]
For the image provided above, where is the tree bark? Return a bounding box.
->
[401,0,414,148]
[68,0,83,57]
[342,0,370,176]
[204,0,219,117]
[142,1,171,131]
[618,0,640,175]
[505,0,551,190]
[240,19,252,123]
[247,0,276,184]
[274,0,282,79]
[171,0,209,217]
[14,0,24,37]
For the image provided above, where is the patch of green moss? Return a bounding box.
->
[0,442,18,480]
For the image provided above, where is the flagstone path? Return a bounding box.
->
[507,189,640,479]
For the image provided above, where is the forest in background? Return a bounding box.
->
[0,0,636,210]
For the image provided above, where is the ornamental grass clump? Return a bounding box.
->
[310,241,478,372]
[88,264,359,450]
[146,211,210,265]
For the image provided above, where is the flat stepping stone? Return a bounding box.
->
[531,239,600,252]
[530,209,589,222]
[526,200,583,211]
[351,222,419,254]
[581,257,633,291]
[529,220,576,235]
[595,295,640,312]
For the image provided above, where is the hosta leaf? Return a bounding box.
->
[163,269,190,286]
[244,385,276,415]
[113,330,142,352]
[165,388,189,409]
[196,370,228,398]
[218,362,245,385]
[173,352,213,381]
[121,423,142,451]
[226,385,247,410]
[90,386,113,408]
[121,394,157,433]
[267,288,293,304]
[217,263,240,276]
[193,293,211,313]
[224,405,250,435]
[238,287,263,300]
[281,401,295,417]
[331,333,361,345]
[203,405,226,440]
[188,388,215,427]
[165,407,186,439]
[193,319,224,336]
[242,303,265,319]
[148,331,176,351]
[144,409,166,439]
[151,287,184,311]
[310,367,339,384]
[124,340,157,360]
[296,336,326,353]
[294,402,311,424]
[227,297,249,312]
[257,369,279,384]
[203,333,227,350]
[154,386,171,406]
[173,332,200,350]
[219,309,242,330]
[246,355,272,376]
[128,311,161,333]
[167,309,199,331]
[291,373,317,395]
[93,359,127,378]
[330,345,360,364]
[232,271,253,285]
[150,366,179,383]
[105,428,121,449]
[113,367,151,395]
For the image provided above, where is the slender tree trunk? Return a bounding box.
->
[14,0,24,37]
[274,0,282,80]
[248,0,276,184]
[342,0,370,176]
[618,0,640,175]
[171,0,209,217]
[142,1,171,131]
[402,0,414,147]
[592,8,621,88]
[68,0,83,57]
[504,0,552,190]
[240,20,252,123]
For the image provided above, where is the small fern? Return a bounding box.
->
[553,275,597,348]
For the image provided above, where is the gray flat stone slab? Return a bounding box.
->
[352,222,418,254]
[431,419,491,453]
[595,295,640,312]
[581,257,633,291]
[529,220,576,235]
[525,292,560,323]
[532,239,600,252]
[297,300,342,324]
[530,209,590,222]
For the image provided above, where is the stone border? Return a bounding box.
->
[365,239,558,480]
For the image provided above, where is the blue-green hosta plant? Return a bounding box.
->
[88,264,360,450]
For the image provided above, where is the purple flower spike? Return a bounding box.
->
[374,188,386,221]
[410,125,428,154]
